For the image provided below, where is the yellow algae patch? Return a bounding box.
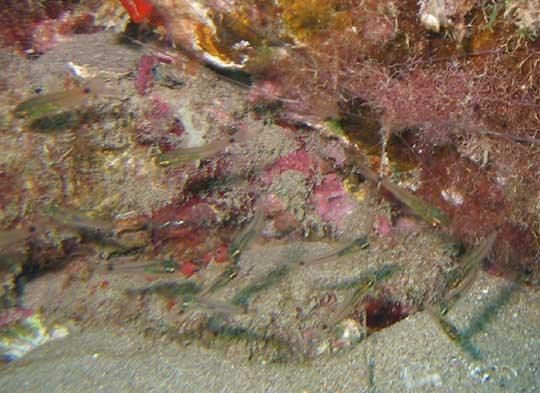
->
[278,0,352,41]
[343,178,368,201]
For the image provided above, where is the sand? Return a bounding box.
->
[1,272,539,393]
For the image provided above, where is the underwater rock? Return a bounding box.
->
[0,312,69,362]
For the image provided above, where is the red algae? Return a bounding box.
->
[135,55,161,95]
[134,96,184,151]
[151,199,219,238]
[365,297,410,331]
[0,1,100,52]
[211,245,229,264]
[179,261,198,277]
[222,0,540,282]
[202,0,540,277]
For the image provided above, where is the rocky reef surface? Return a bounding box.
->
[0,1,539,380]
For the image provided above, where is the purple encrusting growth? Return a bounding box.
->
[262,150,316,182]
[310,174,354,229]
[135,55,161,95]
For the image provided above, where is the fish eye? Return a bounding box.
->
[83,87,91,94]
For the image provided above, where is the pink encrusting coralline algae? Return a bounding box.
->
[310,174,355,229]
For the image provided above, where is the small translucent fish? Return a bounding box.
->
[447,231,497,289]
[426,303,481,359]
[326,282,372,327]
[13,80,105,121]
[231,263,290,309]
[141,260,178,274]
[203,315,299,362]
[125,281,202,300]
[157,128,249,167]
[45,204,131,255]
[326,265,397,327]
[230,238,371,310]
[425,305,463,342]
[157,139,230,166]
[105,244,148,260]
[439,231,497,314]
[297,237,369,267]
[45,204,115,235]
[321,264,398,291]
[200,265,239,297]
[355,161,451,227]
[227,203,265,264]
[28,111,81,133]
[182,295,246,315]
[194,206,264,298]
[103,260,179,274]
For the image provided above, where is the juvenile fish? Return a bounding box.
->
[13,80,105,121]
[439,231,497,314]
[157,128,250,167]
[326,264,397,327]
[425,305,463,343]
[297,237,369,267]
[182,295,247,315]
[196,204,265,298]
[231,238,371,310]
[125,281,202,300]
[200,265,239,297]
[227,203,265,264]
[355,161,451,227]
[230,263,290,309]
[447,231,497,289]
[46,204,115,235]
[103,260,179,274]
